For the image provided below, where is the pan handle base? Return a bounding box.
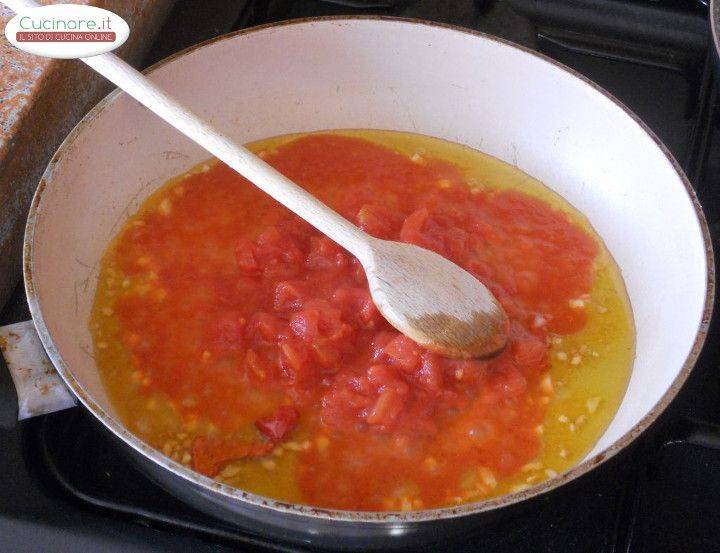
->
[0,320,77,420]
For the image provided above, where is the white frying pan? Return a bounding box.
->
[0,17,712,550]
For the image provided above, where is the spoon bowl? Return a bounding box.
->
[363,238,509,358]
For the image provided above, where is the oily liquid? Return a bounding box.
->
[91,129,635,505]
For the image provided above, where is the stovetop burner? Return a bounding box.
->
[22,409,636,551]
[25,412,309,552]
[17,396,720,551]
[2,1,720,551]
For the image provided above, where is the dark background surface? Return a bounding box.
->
[2,1,720,551]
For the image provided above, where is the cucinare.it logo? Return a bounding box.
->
[4,4,129,58]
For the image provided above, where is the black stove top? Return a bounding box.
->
[2,1,719,551]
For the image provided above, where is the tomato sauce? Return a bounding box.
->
[92,131,632,511]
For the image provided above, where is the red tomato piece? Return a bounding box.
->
[311,343,341,369]
[414,352,444,394]
[255,406,300,442]
[370,331,397,361]
[382,334,421,372]
[248,312,287,343]
[306,236,348,270]
[279,338,317,384]
[215,310,246,349]
[273,280,308,312]
[320,384,374,429]
[356,204,394,238]
[289,300,353,346]
[332,287,382,329]
[366,388,406,427]
[191,436,273,477]
[366,364,409,395]
[235,238,260,274]
[399,207,429,245]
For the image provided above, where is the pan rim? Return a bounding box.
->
[711,0,720,66]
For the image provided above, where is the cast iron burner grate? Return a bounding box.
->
[24,408,640,552]
[25,404,720,551]
[24,410,307,553]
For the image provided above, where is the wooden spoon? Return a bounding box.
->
[3,0,508,358]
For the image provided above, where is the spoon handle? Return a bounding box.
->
[2,0,371,260]
[86,54,371,257]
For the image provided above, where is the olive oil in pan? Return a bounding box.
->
[91,129,634,506]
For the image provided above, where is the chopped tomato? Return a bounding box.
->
[112,133,599,510]
[382,334,422,372]
[191,436,273,477]
[215,310,246,349]
[278,338,316,384]
[255,406,299,442]
[235,238,260,274]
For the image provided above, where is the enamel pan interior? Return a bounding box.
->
[25,17,712,528]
